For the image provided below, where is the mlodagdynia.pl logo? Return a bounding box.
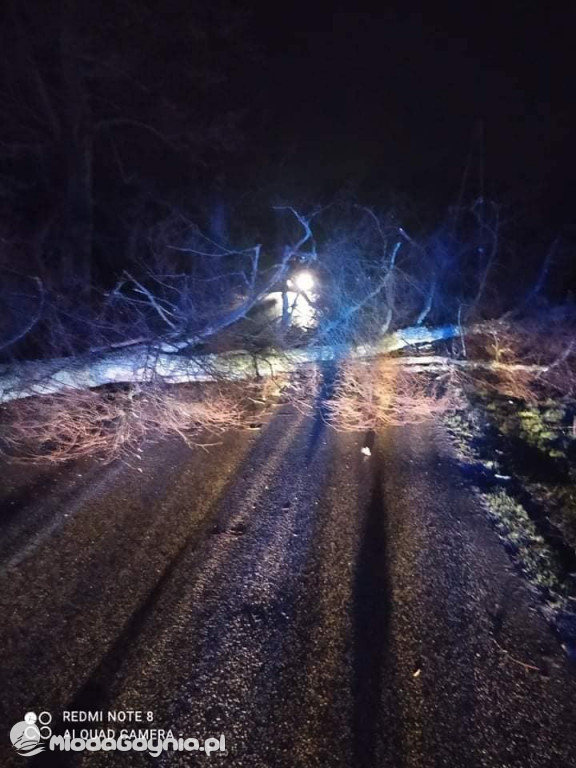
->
[10,711,52,757]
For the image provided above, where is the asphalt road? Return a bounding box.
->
[1,407,576,767]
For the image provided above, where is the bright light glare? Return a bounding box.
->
[293,271,315,292]
[266,291,317,329]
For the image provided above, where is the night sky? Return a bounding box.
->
[245,4,576,232]
[1,0,574,285]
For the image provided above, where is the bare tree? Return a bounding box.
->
[1,200,573,462]
[0,0,248,288]
[0,202,519,399]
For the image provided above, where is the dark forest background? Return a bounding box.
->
[1,1,575,311]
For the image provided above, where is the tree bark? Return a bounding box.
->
[1,325,458,402]
[0,324,554,404]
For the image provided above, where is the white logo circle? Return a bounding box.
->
[10,712,51,756]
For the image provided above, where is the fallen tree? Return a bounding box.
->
[0,324,460,403]
[2,203,574,461]
[3,316,575,462]
[0,203,506,400]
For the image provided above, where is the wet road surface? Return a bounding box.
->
[1,409,576,767]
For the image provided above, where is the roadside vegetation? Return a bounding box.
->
[441,318,576,656]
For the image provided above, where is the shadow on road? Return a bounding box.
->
[0,472,58,527]
[306,361,338,462]
[352,440,394,768]
[27,410,310,768]
[29,537,196,768]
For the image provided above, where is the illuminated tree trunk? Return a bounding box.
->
[0,325,460,402]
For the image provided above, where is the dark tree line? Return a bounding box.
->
[0,0,251,288]
[0,1,571,375]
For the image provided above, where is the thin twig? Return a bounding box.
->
[492,637,543,673]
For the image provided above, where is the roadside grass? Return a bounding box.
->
[444,383,576,655]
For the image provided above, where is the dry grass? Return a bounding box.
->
[471,312,576,401]
[484,368,542,404]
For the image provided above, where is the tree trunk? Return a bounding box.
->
[1,325,459,402]
[59,4,93,287]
